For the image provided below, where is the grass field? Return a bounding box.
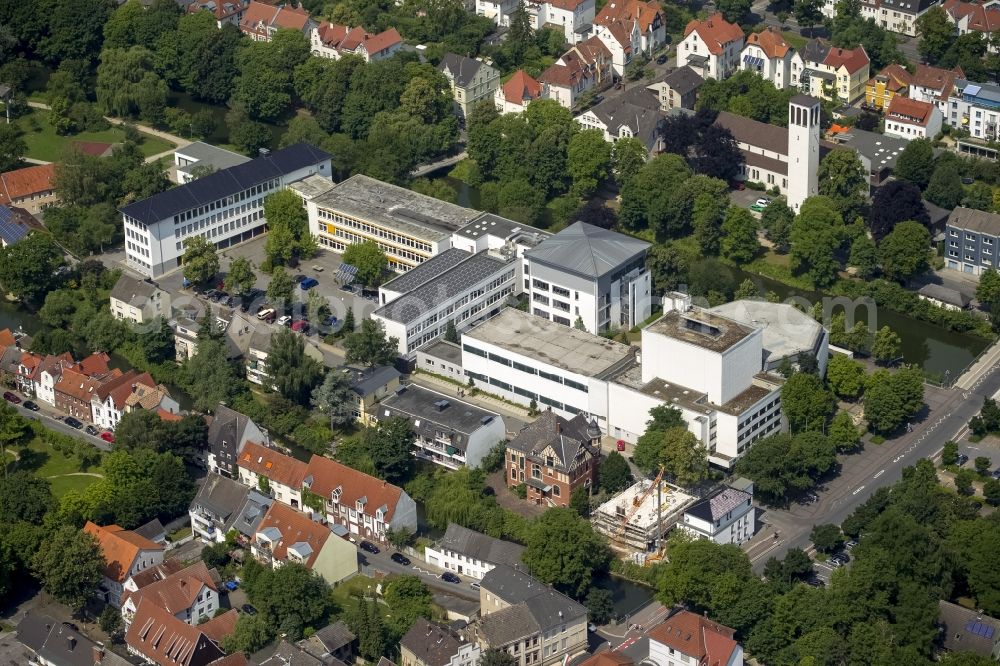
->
[14,109,174,161]
[47,473,102,497]
[331,575,391,618]
[7,436,105,498]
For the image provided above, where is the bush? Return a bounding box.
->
[514,483,527,500]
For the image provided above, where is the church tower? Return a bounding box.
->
[786,95,821,212]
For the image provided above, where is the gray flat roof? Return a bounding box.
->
[613,364,712,415]
[454,213,550,245]
[313,174,480,243]
[709,300,825,363]
[464,308,634,378]
[525,221,649,278]
[374,251,513,325]
[372,384,500,438]
[418,339,463,365]
[646,309,756,353]
[288,173,336,199]
[175,141,251,173]
[830,128,909,170]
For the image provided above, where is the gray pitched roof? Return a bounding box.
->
[371,385,501,450]
[525,221,650,278]
[588,86,663,152]
[438,523,525,568]
[260,639,325,666]
[685,486,752,523]
[233,489,273,539]
[192,473,251,522]
[660,66,704,95]
[800,39,830,64]
[918,283,971,308]
[347,365,402,397]
[208,404,253,450]
[948,206,1000,235]
[400,619,468,666]
[439,54,484,88]
[109,273,161,309]
[477,604,540,647]
[938,600,1000,658]
[479,564,587,633]
[507,411,598,472]
[18,611,131,666]
[309,621,356,652]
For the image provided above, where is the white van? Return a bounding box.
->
[256,308,275,321]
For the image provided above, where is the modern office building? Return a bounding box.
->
[120,143,332,278]
[524,221,652,333]
[708,300,830,375]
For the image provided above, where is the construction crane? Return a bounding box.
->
[612,466,665,547]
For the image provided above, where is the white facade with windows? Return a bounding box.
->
[680,485,755,545]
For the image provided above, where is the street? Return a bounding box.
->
[357,548,481,602]
[6,392,112,452]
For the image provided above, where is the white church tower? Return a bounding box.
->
[787,95,821,212]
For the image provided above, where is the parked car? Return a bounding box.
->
[291,320,310,334]
[277,315,292,327]
[100,431,115,443]
[441,572,460,583]
[616,439,626,452]
[844,539,858,550]
[755,197,771,207]
[210,290,226,303]
[300,277,319,290]
[391,552,411,566]
[359,541,380,554]
[956,453,970,467]
[3,391,21,404]
[85,425,99,436]
[656,54,668,64]
[23,400,39,411]
[992,469,1000,480]
[202,288,218,300]
[311,265,324,272]
[470,582,481,590]
[830,552,850,566]
[223,296,237,308]
[804,575,826,587]
[321,315,338,327]
[257,308,276,321]
[241,604,258,616]
[225,581,239,591]
[339,284,356,294]
[64,416,83,429]
[293,274,307,284]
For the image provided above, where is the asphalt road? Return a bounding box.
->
[6,392,112,452]
[357,548,481,602]
[751,357,1000,571]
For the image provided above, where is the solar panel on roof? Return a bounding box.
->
[965,621,996,638]
[0,206,29,245]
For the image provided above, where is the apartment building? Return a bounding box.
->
[109,273,172,324]
[677,13,744,80]
[120,143,332,278]
[424,524,525,580]
[475,0,595,44]
[369,384,506,469]
[646,66,704,111]
[945,206,1000,276]
[189,473,272,545]
[865,62,912,110]
[311,21,402,61]
[120,561,220,629]
[574,84,664,153]
[678,481,755,545]
[439,54,501,120]
[798,40,870,103]
[740,28,800,89]
[883,95,943,139]
[83,522,165,607]
[206,403,269,478]
[940,78,1000,142]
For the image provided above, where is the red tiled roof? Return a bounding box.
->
[78,351,111,376]
[684,13,744,55]
[238,441,308,489]
[255,502,330,568]
[125,598,224,666]
[0,164,55,204]
[0,328,15,348]
[913,63,965,100]
[362,28,402,56]
[124,561,218,615]
[270,3,310,29]
[578,652,633,666]
[546,0,588,10]
[200,609,238,643]
[886,96,937,127]
[822,45,869,74]
[241,0,310,34]
[55,368,110,403]
[647,611,738,666]
[189,0,248,20]
[305,454,404,523]
[745,27,791,59]
[596,0,662,32]
[156,407,184,422]
[339,26,368,50]
[84,522,164,583]
[502,70,543,105]
[943,0,1000,32]
[868,62,912,91]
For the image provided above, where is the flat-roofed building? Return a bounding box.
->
[173,142,251,184]
[120,143,332,278]
[461,308,635,430]
[708,300,830,375]
[368,384,505,469]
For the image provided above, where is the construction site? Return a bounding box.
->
[593,476,697,557]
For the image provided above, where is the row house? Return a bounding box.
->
[83,521,165,607]
[251,501,357,584]
[237,440,308,510]
[121,560,220,630]
[54,366,116,422]
[311,21,403,61]
[820,0,938,36]
[740,28,800,89]
[884,95,943,139]
[594,0,666,74]
[239,1,315,42]
[186,0,249,28]
[909,63,965,105]
[189,472,272,545]
[505,411,602,508]
[495,69,543,114]
[678,13,744,80]
[125,597,237,666]
[90,369,164,431]
[424,523,525,580]
[539,36,614,109]
[943,0,1000,50]
[207,403,269,477]
[798,39,870,104]
[865,62,912,110]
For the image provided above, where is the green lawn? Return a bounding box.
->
[7,436,105,498]
[782,31,808,50]
[331,575,391,619]
[14,109,174,161]
[47,473,101,497]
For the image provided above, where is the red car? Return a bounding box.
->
[3,391,21,404]
[291,320,310,334]
[100,431,115,443]
[616,440,626,452]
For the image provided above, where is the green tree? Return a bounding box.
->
[243,561,333,639]
[794,0,824,34]
[761,198,793,252]
[348,599,390,662]
[567,129,611,198]
[0,232,65,303]
[828,411,861,451]
[599,451,633,494]
[715,0,752,23]
[611,137,648,188]
[809,523,843,552]
[311,369,357,429]
[943,440,959,466]
[32,525,104,613]
[263,190,311,266]
[183,338,243,412]
[849,235,879,279]
[522,508,610,599]
[975,455,991,475]
[977,268,1000,303]
[585,587,615,625]
[721,206,759,264]
[925,163,964,209]
[266,267,294,307]
[916,6,956,64]
[818,149,868,222]
[646,244,689,293]
[734,431,836,504]
[226,106,272,156]
[633,405,685,474]
[0,470,54,521]
[781,372,835,433]
[342,241,389,287]
[879,221,930,282]
[344,319,398,367]
[221,614,271,654]
[894,139,935,189]
[266,328,324,405]
[863,367,924,434]
[734,278,759,300]
[871,326,902,363]
[99,604,124,640]
[365,416,414,484]
[826,354,866,400]
[790,197,843,288]
[984,478,1000,506]
[383,575,433,638]
[570,485,590,517]
[95,47,168,122]
[955,467,975,495]
[226,256,256,296]
[181,236,219,285]
[444,320,459,344]
[0,123,25,172]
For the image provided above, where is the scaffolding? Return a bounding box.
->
[593,478,697,553]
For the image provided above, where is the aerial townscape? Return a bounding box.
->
[7,0,1000,665]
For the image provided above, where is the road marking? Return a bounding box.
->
[749,539,785,563]
[852,485,865,495]
[873,469,885,479]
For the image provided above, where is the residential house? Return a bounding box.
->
[530,0,597,45]
[55,367,117,422]
[400,618,481,666]
[646,66,704,110]
[939,77,1000,141]
[189,472,272,544]
[908,63,965,105]
[798,40,870,103]
[865,62,912,109]
[207,403,269,477]
[578,653,633,666]
[245,327,322,386]
[677,13,745,80]
[187,0,249,27]
[943,0,1000,47]
[593,10,640,76]
[505,411,601,508]
[258,640,329,666]
[679,481,755,545]
[296,621,357,665]
[368,384,506,469]
[109,274,172,324]
[121,561,220,629]
[473,0,519,26]
[473,564,588,666]
[883,95,943,139]
[937,600,1000,660]
[83,521,166,607]
[595,0,666,56]
[574,84,663,153]
[495,70,543,114]
[0,163,58,215]
[944,206,1000,276]
[740,28,800,89]
[174,312,258,362]
[347,365,402,422]
[917,283,972,311]
[438,54,501,120]
[252,501,358,584]
[858,0,940,36]
[424,523,525,580]
[123,381,181,423]
[90,369,157,430]
[0,204,40,247]
[311,22,403,61]
[125,598,235,666]
[17,611,131,666]
[539,36,613,108]
[237,440,308,509]
[302,453,419,540]
[240,1,315,41]
[647,610,743,666]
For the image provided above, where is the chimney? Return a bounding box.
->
[131,384,137,393]
[556,421,562,434]
[93,645,105,663]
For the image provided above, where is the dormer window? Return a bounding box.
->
[332,486,342,502]
[356,496,367,512]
